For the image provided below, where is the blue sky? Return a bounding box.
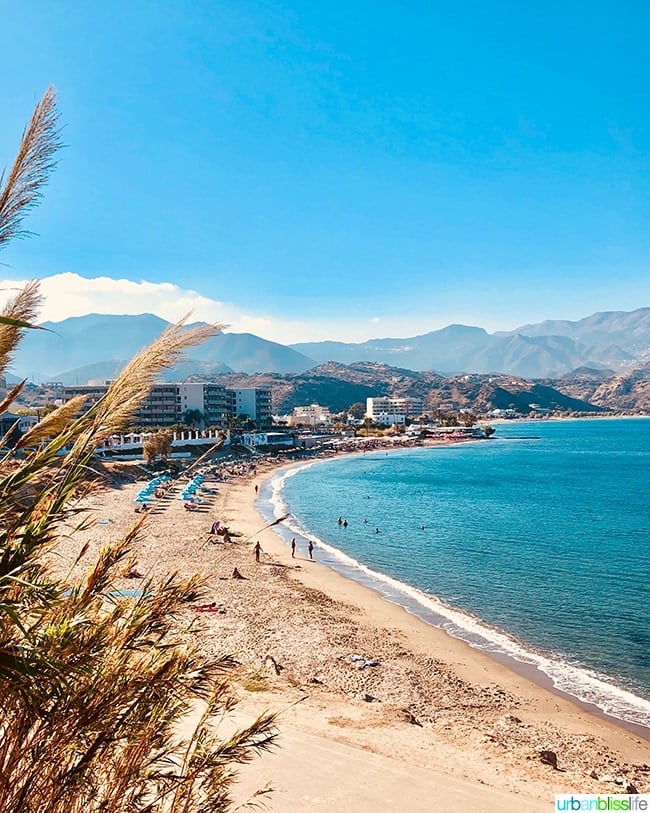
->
[1,1,649,343]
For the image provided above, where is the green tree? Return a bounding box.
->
[347,402,365,419]
[459,411,476,427]
[182,408,204,429]
[0,88,276,813]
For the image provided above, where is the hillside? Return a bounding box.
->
[552,364,650,412]
[202,362,608,416]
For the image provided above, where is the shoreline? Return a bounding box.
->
[222,457,650,806]
[256,453,650,742]
[258,446,650,739]
[63,448,650,810]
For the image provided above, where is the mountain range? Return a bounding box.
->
[7,307,650,385]
[291,309,650,377]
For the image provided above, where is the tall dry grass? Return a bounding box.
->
[0,89,277,813]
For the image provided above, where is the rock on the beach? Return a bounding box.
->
[539,749,559,769]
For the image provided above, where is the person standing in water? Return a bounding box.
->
[308,540,314,560]
[291,538,296,558]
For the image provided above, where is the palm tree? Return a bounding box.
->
[0,88,277,813]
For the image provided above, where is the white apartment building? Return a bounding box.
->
[178,383,231,427]
[288,403,333,426]
[231,388,272,428]
[366,396,424,426]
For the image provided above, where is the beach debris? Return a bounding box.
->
[349,654,381,670]
[539,749,559,769]
[108,589,150,599]
[399,708,423,727]
[264,654,283,675]
[193,603,226,614]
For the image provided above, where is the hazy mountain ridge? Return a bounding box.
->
[7,310,650,411]
[291,309,648,376]
[12,313,316,380]
[507,308,650,357]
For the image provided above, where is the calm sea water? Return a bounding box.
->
[259,418,650,727]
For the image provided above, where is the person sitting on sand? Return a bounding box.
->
[231,567,246,579]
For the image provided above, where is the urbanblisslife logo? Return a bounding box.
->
[555,795,650,811]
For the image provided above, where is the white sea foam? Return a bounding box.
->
[265,464,650,730]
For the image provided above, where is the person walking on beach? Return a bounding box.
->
[254,484,258,495]
[308,540,314,560]
[254,541,262,562]
[291,537,296,558]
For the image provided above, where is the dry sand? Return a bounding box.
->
[60,454,650,812]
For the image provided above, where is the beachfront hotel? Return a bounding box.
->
[61,382,273,429]
[366,396,424,426]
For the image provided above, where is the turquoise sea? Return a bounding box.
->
[258,417,650,728]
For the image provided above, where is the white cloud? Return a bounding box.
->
[0,273,451,344]
[0,273,367,344]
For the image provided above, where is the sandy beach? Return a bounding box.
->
[59,451,650,811]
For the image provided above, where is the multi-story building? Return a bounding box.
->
[178,383,231,427]
[136,384,180,427]
[231,388,272,428]
[61,383,272,430]
[61,383,112,411]
[288,403,333,426]
[366,396,424,426]
[62,383,179,428]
